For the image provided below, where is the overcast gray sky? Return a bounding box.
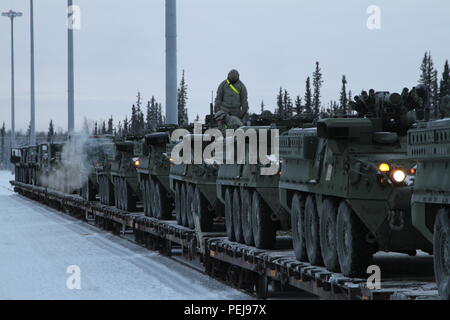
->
[0,0,449,132]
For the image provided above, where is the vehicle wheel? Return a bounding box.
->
[291,193,307,261]
[434,208,450,300]
[304,195,323,265]
[186,184,195,229]
[149,179,155,217]
[251,191,276,249]
[241,188,254,246]
[320,198,340,272]
[142,178,149,216]
[174,183,182,225]
[224,188,235,241]
[180,183,188,227]
[336,201,371,276]
[155,181,171,220]
[195,186,213,232]
[233,188,244,243]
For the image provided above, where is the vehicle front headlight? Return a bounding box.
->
[391,169,406,183]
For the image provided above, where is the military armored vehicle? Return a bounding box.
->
[11,146,34,184]
[96,138,117,206]
[110,137,142,211]
[79,135,115,201]
[136,125,176,219]
[36,142,65,190]
[279,88,432,276]
[408,94,450,300]
[216,112,313,249]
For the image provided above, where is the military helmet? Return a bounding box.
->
[214,110,228,122]
[227,69,240,84]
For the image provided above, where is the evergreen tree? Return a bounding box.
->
[177,70,189,125]
[440,60,450,99]
[312,62,323,120]
[123,117,129,137]
[432,70,439,119]
[48,120,55,140]
[260,100,265,113]
[117,121,123,137]
[304,77,312,114]
[101,121,107,134]
[339,75,348,114]
[419,51,439,118]
[130,104,137,134]
[295,96,303,115]
[93,122,98,135]
[107,116,113,134]
[276,87,284,117]
[283,89,293,118]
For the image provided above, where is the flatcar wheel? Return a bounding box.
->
[304,195,323,266]
[174,183,182,225]
[186,185,195,229]
[241,188,254,246]
[291,193,307,261]
[336,201,371,277]
[251,191,276,249]
[224,188,235,241]
[233,188,244,243]
[320,198,340,272]
[195,186,213,232]
[180,183,188,227]
[434,208,450,300]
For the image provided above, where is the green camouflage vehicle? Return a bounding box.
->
[96,139,117,206]
[80,135,115,201]
[408,94,450,300]
[216,112,313,249]
[279,88,432,276]
[11,146,34,184]
[36,142,65,190]
[136,126,176,219]
[110,137,142,211]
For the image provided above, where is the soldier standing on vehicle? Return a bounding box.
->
[214,69,249,126]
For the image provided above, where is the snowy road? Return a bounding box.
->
[0,171,249,300]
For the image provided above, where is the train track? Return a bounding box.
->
[10,181,440,300]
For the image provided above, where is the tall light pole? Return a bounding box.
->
[30,0,36,145]
[2,10,23,148]
[67,0,75,134]
[165,0,177,125]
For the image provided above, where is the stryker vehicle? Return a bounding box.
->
[136,125,176,219]
[169,118,220,232]
[96,138,117,206]
[216,111,314,249]
[36,142,65,190]
[279,88,432,277]
[408,94,450,300]
[110,137,142,211]
[79,135,115,201]
[11,146,37,184]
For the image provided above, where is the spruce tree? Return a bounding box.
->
[304,77,312,114]
[295,96,303,115]
[123,117,129,137]
[177,70,188,125]
[107,116,113,134]
[276,87,284,116]
[283,89,293,119]
[130,104,137,135]
[432,70,439,119]
[312,62,323,120]
[48,120,55,140]
[440,60,450,99]
[260,100,265,113]
[340,75,348,115]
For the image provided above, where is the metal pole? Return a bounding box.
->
[30,0,36,145]
[68,0,75,134]
[165,0,177,125]
[10,17,15,148]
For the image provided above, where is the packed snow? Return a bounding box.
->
[0,171,249,300]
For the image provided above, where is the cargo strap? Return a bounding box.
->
[226,80,240,95]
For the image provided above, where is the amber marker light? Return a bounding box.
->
[378,163,390,172]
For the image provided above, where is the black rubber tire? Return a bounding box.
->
[224,188,235,241]
[291,193,307,261]
[304,195,323,266]
[241,188,254,246]
[233,188,244,243]
[180,183,188,227]
[186,184,195,229]
[336,201,371,277]
[433,208,450,300]
[174,183,182,225]
[251,191,276,249]
[320,198,340,272]
[149,179,155,217]
[195,186,213,232]
[143,178,150,216]
[154,181,171,220]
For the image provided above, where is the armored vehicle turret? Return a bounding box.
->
[279,88,431,276]
[408,95,450,300]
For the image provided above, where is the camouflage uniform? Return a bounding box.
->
[214,70,249,120]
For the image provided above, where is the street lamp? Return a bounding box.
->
[2,10,23,148]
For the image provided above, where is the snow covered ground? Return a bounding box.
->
[0,171,249,300]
